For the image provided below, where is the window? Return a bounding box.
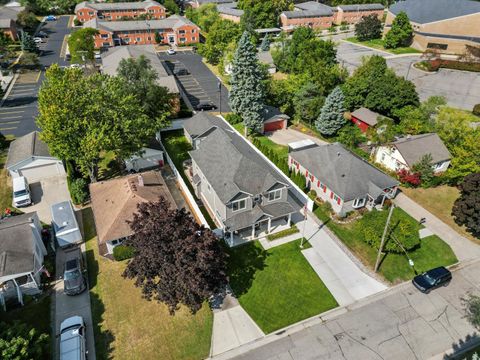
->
[427,43,448,50]
[179,29,186,34]
[136,37,141,42]
[89,11,94,15]
[268,189,281,201]
[103,42,110,46]
[101,33,109,38]
[352,197,366,208]
[232,199,246,212]
[124,38,130,43]
[79,11,83,15]
[149,9,154,13]
[333,194,341,205]
[192,36,196,41]
[191,29,196,33]
[180,37,186,42]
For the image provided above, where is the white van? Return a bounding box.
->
[12,176,32,207]
[60,316,87,360]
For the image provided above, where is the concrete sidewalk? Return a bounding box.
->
[394,192,480,262]
[300,216,387,306]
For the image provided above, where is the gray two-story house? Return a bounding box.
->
[184,113,300,245]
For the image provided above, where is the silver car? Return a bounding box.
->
[63,257,86,296]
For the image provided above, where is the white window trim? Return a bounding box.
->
[352,197,366,209]
[232,199,246,212]
[268,189,281,202]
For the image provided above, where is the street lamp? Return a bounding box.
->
[217,80,222,115]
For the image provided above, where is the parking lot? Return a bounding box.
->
[158,51,231,112]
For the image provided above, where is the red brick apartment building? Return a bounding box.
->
[280,1,383,32]
[75,0,166,23]
[84,15,200,48]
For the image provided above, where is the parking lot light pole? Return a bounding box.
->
[217,80,222,115]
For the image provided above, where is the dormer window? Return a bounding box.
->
[352,197,366,208]
[232,199,246,212]
[268,189,281,202]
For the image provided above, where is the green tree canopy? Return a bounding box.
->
[16,8,39,29]
[20,31,38,53]
[238,0,293,29]
[316,86,346,136]
[186,3,219,33]
[354,14,382,41]
[0,321,49,359]
[384,11,413,49]
[452,173,480,237]
[163,0,179,14]
[229,31,265,132]
[292,81,324,125]
[37,66,160,181]
[67,27,98,64]
[200,18,241,64]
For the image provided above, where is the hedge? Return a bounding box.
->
[266,225,300,241]
[113,245,135,261]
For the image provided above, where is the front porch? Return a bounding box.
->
[226,214,293,247]
[0,272,42,311]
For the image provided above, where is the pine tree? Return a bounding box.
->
[229,31,265,133]
[260,35,270,51]
[384,11,413,49]
[20,31,38,53]
[316,86,346,136]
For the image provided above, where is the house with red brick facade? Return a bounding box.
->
[280,2,334,32]
[75,0,166,23]
[333,3,384,25]
[84,15,200,48]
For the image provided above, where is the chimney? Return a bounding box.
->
[137,174,144,187]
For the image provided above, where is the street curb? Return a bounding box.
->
[384,53,422,59]
[0,72,19,107]
[340,39,391,56]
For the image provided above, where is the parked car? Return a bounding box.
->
[12,176,32,207]
[45,15,56,21]
[167,48,176,55]
[59,316,87,360]
[37,31,48,38]
[94,52,102,60]
[195,101,217,111]
[412,266,452,293]
[69,63,83,69]
[33,37,44,44]
[174,68,189,75]
[63,256,86,295]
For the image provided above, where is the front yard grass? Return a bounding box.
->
[83,207,213,360]
[227,239,338,333]
[401,186,479,243]
[346,37,421,55]
[314,205,458,283]
[0,150,12,212]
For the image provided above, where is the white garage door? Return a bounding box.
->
[19,163,61,182]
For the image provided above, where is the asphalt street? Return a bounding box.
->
[222,260,480,360]
[158,51,231,112]
[0,16,70,138]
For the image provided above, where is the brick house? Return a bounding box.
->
[84,15,200,48]
[280,2,334,32]
[350,107,381,133]
[289,141,398,217]
[217,2,243,23]
[385,0,480,54]
[333,3,384,25]
[75,0,166,23]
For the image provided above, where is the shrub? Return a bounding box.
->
[308,190,317,201]
[113,245,135,261]
[473,104,480,116]
[397,168,421,187]
[266,225,299,241]
[70,178,89,204]
[73,18,82,26]
[225,112,242,125]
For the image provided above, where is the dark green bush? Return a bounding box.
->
[70,178,89,205]
[113,245,135,261]
[225,113,242,125]
[473,104,480,116]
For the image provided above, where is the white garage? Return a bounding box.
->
[6,131,66,183]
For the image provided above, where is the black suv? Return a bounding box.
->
[63,258,86,296]
[412,266,452,293]
[195,101,217,111]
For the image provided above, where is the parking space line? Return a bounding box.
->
[0,121,20,125]
[0,127,17,131]
[0,105,28,109]
[1,115,22,119]
[0,110,25,114]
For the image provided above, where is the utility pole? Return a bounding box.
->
[374,204,395,272]
[300,204,308,248]
[217,80,222,115]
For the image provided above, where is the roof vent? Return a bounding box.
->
[337,152,341,156]
[59,206,64,210]
[62,221,68,226]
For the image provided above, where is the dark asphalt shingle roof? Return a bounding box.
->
[261,105,289,123]
[217,2,243,16]
[75,0,163,13]
[389,0,480,24]
[0,5,23,21]
[0,213,38,278]
[6,131,52,169]
[351,107,380,126]
[392,133,451,167]
[295,1,332,11]
[282,8,333,18]
[338,3,384,11]
[290,143,398,202]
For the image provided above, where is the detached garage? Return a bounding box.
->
[261,105,289,134]
[6,131,66,182]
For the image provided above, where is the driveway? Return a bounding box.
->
[19,174,70,223]
[336,40,480,111]
[216,259,480,360]
[158,51,231,112]
[266,128,328,146]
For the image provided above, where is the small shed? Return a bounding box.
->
[261,105,290,133]
[125,138,164,173]
[51,201,83,248]
[350,107,381,133]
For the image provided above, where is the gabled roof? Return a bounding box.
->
[351,107,380,126]
[6,131,53,169]
[89,171,177,244]
[0,18,13,28]
[0,4,24,21]
[391,133,451,167]
[290,143,398,201]
[75,0,163,13]
[187,114,288,203]
[338,3,384,11]
[282,8,333,19]
[389,0,480,24]
[84,14,196,32]
[217,2,243,16]
[261,105,289,123]
[0,213,38,278]
[101,45,179,93]
[295,1,332,11]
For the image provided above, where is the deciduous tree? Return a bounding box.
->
[229,31,265,133]
[384,11,413,49]
[200,19,241,64]
[354,14,382,41]
[316,86,346,136]
[67,27,98,64]
[123,198,228,314]
[292,81,324,125]
[185,3,219,33]
[452,173,480,237]
[0,321,49,359]
[16,9,39,29]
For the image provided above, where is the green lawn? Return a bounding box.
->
[346,37,421,55]
[0,150,12,212]
[161,130,217,228]
[227,239,338,333]
[83,207,213,360]
[314,205,457,283]
[253,135,289,162]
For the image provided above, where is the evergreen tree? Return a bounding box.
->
[229,31,265,133]
[355,14,382,41]
[260,35,270,51]
[316,86,346,136]
[384,11,413,49]
[20,31,38,53]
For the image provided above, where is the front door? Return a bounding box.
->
[168,35,175,44]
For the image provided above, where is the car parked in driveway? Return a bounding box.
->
[45,15,56,21]
[412,266,452,293]
[63,256,86,296]
[195,101,217,111]
[12,176,32,207]
[60,316,87,360]
[34,37,44,44]
[167,48,176,55]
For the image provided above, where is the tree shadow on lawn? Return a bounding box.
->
[226,242,269,297]
[444,332,480,359]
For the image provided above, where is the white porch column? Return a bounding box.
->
[251,224,255,239]
[12,279,23,306]
[30,272,39,290]
[380,195,386,207]
[287,213,291,227]
[268,218,272,233]
[230,231,234,246]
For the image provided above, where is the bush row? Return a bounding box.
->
[266,225,299,241]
